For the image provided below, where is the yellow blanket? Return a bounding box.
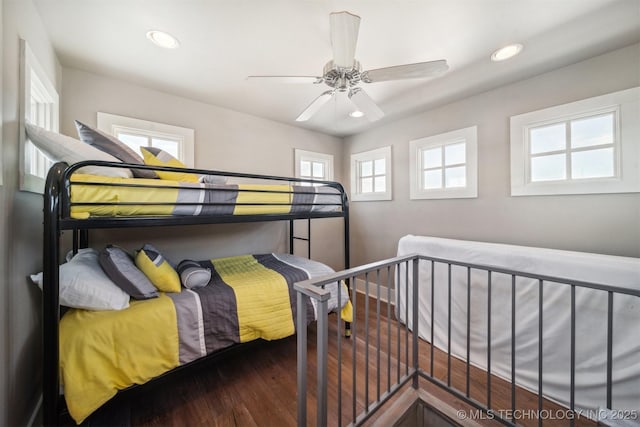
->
[68,174,338,219]
[211,255,295,342]
[59,294,179,424]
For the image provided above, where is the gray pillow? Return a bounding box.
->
[75,120,158,179]
[177,260,212,289]
[99,245,159,299]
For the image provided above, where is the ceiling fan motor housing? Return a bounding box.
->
[323,60,362,91]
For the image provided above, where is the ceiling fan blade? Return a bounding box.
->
[361,60,449,83]
[246,76,323,84]
[330,11,361,69]
[296,90,334,122]
[348,88,384,122]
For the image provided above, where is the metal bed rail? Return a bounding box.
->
[294,254,640,427]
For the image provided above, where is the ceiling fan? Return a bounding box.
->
[247,11,449,122]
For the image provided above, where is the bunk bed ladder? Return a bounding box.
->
[289,219,311,259]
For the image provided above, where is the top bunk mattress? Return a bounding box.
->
[68,174,344,219]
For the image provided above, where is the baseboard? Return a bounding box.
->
[27,394,42,427]
[353,278,395,306]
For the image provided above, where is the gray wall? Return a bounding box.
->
[1,0,62,425]
[344,43,640,270]
[60,68,346,269]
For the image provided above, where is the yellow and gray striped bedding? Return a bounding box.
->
[69,174,343,219]
[59,253,352,424]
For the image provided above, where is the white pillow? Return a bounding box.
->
[31,248,130,311]
[25,122,133,178]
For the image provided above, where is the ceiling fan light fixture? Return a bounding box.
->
[146,30,180,49]
[349,88,384,122]
[491,43,523,62]
[349,110,364,118]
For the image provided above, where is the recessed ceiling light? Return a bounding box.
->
[146,30,180,49]
[491,43,523,62]
[349,110,364,118]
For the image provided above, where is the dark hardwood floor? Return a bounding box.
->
[69,294,597,427]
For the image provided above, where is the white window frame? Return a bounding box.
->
[409,126,478,200]
[19,39,59,194]
[294,149,334,184]
[350,146,392,202]
[510,87,640,196]
[97,112,195,167]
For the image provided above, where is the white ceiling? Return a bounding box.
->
[34,0,640,137]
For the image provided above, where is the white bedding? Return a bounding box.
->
[395,235,640,412]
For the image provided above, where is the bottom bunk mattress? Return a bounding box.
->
[59,253,352,424]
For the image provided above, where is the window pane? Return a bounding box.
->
[312,161,324,178]
[374,176,386,192]
[374,158,386,175]
[424,169,442,189]
[361,177,373,193]
[445,166,466,188]
[360,160,373,177]
[117,133,148,154]
[423,147,441,168]
[300,160,311,177]
[531,153,566,182]
[571,113,614,149]
[152,138,179,158]
[571,147,614,179]
[530,123,565,154]
[445,142,465,166]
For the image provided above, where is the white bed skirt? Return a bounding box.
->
[395,235,640,413]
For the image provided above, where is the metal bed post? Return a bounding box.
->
[79,229,89,249]
[72,229,89,255]
[343,196,351,337]
[289,220,294,255]
[43,163,66,426]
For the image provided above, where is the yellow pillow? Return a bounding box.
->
[140,146,199,182]
[135,244,181,293]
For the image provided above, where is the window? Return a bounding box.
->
[97,112,195,166]
[510,87,639,196]
[294,149,333,186]
[350,146,392,201]
[527,112,617,184]
[19,39,59,193]
[409,126,478,199]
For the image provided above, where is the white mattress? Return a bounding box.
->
[395,235,640,412]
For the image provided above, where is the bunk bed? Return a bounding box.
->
[41,160,351,426]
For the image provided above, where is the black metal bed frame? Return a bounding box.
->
[42,161,350,426]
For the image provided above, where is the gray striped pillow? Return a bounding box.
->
[177,260,212,289]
